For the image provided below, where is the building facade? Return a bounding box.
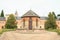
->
[0,10,60,30]
[16,10,60,30]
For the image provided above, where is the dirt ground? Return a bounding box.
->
[0,30,60,40]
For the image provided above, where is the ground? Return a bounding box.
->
[0,30,60,40]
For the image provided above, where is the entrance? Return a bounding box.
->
[29,17,32,30]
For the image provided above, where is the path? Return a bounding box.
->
[0,30,60,40]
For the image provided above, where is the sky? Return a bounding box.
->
[0,0,60,17]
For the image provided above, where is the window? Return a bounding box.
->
[20,26,22,28]
[36,18,38,27]
[23,19,25,27]
[2,26,4,29]
[40,26,41,28]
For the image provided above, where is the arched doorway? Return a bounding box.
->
[29,17,32,30]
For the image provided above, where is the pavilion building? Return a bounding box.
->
[17,10,47,30]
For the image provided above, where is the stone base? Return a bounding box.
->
[16,29,46,34]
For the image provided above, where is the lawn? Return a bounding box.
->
[0,29,16,36]
[47,29,60,35]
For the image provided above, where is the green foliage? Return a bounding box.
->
[5,14,17,29]
[0,29,16,35]
[57,30,60,35]
[46,29,60,35]
[0,29,3,34]
[45,12,57,30]
[1,10,4,17]
[57,14,60,16]
[52,12,57,19]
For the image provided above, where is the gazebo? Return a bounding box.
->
[21,10,40,30]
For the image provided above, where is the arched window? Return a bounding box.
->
[2,26,4,29]
[36,18,38,27]
[40,26,41,28]
[23,19,25,27]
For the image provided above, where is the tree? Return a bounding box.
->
[5,14,17,29]
[52,12,57,19]
[57,14,60,16]
[45,12,57,29]
[1,10,4,17]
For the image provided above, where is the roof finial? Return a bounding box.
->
[15,10,18,17]
[15,10,18,15]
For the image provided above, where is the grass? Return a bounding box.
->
[0,29,16,35]
[47,28,60,35]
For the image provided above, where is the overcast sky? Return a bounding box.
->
[0,0,60,17]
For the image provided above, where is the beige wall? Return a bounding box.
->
[32,17,46,29]
[0,21,6,29]
[23,17,29,29]
[1,17,60,30]
[17,17,46,30]
[17,17,30,29]
[56,20,60,29]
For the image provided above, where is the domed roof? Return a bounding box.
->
[21,10,40,18]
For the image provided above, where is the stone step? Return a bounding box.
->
[27,30,34,32]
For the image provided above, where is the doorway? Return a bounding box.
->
[29,17,32,30]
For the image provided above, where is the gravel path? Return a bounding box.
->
[0,30,60,40]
